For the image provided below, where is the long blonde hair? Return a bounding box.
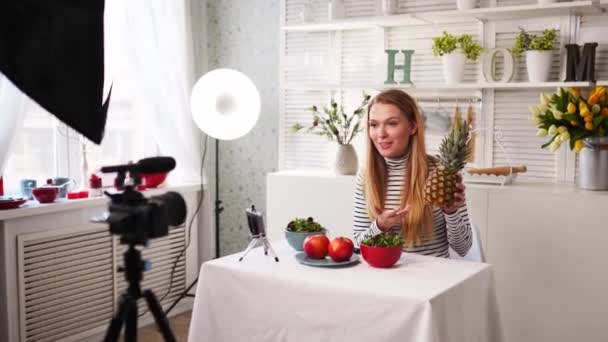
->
[363,89,433,247]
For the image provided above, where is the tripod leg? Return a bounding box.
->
[164,276,198,316]
[144,290,177,342]
[238,238,259,262]
[263,238,280,262]
[103,295,128,342]
[124,296,138,342]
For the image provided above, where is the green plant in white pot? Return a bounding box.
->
[512,28,557,83]
[432,32,483,84]
[290,93,370,175]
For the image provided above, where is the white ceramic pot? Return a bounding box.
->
[457,0,477,10]
[381,0,399,15]
[328,0,345,20]
[333,144,358,175]
[442,51,467,84]
[525,50,553,82]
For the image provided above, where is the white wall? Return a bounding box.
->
[207,0,280,256]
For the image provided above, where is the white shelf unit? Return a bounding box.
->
[279,0,608,182]
[283,1,607,32]
[282,81,595,91]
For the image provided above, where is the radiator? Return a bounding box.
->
[17,225,186,342]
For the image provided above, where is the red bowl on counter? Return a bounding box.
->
[32,187,59,204]
[141,172,167,188]
[360,244,403,268]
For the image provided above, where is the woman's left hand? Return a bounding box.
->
[443,175,465,215]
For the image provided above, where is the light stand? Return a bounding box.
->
[164,139,220,316]
[215,139,223,259]
[164,68,262,317]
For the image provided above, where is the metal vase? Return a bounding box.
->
[578,137,608,190]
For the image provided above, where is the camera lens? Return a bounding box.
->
[149,191,187,227]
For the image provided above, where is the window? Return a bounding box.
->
[2,78,147,196]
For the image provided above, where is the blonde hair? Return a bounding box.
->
[363,89,433,247]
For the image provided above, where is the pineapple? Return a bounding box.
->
[424,116,470,207]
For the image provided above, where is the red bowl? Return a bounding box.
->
[360,244,403,268]
[32,187,59,204]
[141,172,167,188]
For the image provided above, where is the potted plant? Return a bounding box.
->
[285,217,328,251]
[360,232,404,268]
[290,93,371,175]
[530,86,608,189]
[512,28,557,82]
[432,31,483,84]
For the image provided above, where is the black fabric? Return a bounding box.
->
[0,0,108,144]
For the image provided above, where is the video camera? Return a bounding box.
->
[97,156,187,246]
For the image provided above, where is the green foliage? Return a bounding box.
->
[289,93,371,145]
[433,31,459,56]
[512,28,557,56]
[362,232,404,248]
[432,31,483,61]
[286,217,325,233]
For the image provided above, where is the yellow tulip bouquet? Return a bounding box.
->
[530,86,608,153]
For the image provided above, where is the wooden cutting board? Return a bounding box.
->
[467,165,527,176]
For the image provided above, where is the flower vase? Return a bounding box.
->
[333,144,358,175]
[578,137,608,190]
[80,144,89,190]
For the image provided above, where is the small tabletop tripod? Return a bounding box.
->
[239,205,279,262]
[104,244,176,342]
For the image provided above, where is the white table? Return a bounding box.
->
[188,241,505,342]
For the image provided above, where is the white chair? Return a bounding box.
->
[449,223,485,262]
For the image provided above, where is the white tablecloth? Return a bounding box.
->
[188,241,504,342]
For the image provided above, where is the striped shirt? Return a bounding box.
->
[353,154,472,258]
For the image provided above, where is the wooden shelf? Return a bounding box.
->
[282,1,605,32]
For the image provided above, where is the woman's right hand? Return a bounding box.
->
[374,204,411,231]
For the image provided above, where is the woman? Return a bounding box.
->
[353,89,472,258]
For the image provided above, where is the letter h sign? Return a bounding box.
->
[384,49,414,85]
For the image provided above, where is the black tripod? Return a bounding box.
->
[104,244,177,342]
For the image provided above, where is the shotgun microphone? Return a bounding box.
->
[101,156,176,174]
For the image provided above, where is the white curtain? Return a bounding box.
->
[0,75,29,176]
[115,0,204,184]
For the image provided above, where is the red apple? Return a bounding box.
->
[328,237,354,262]
[303,234,330,259]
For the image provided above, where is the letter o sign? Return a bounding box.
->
[482,48,515,83]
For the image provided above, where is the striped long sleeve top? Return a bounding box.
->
[353,154,472,258]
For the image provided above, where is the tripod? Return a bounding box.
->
[238,232,279,262]
[104,244,177,342]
